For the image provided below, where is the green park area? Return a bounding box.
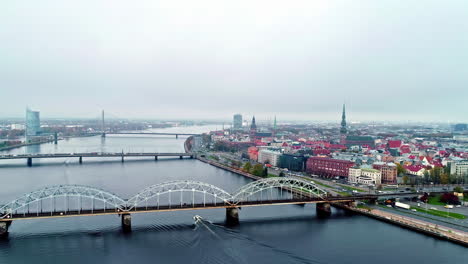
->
[337,184,366,193]
[427,195,446,206]
[411,207,466,220]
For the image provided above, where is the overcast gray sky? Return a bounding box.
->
[1,0,467,122]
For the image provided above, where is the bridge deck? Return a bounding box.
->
[2,198,358,221]
[0,152,193,160]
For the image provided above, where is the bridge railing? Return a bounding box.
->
[0,178,329,218]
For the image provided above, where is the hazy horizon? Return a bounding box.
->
[1,1,467,122]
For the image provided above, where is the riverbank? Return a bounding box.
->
[197,150,468,247]
[0,139,57,151]
[196,156,262,180]
[334,204,468,247]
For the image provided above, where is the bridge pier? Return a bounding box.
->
[54,132,58,144]
[179,156,183,159]
[0,221,12,237]
[79,156,83,164]
[176,134,178,139]
[316,203,331,217]
[225,207,239,226]
[121,213,131,232]
[101,133,106,138]
[27,157,32,167]
[155,156,158,161]
[121,156,124,163]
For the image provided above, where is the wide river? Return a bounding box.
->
[0,125,466,264]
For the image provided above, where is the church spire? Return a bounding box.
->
[340,104,347,134]
[250,116,257,130]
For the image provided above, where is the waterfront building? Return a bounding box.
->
[233,114,243,130]
[25,108,41,140]
[348,167,361,183]
[372,162,397,184]
[306,157,354,178]
[348,167,382,185]
[361,168,381,185]
[279,153,306,172]
[258,149,282,167]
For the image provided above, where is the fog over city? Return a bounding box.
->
[1,0,467,122]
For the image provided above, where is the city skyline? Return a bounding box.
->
[1,1,467,122]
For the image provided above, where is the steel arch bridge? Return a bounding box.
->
[0,185,127,218]
[126,180,234,210]
[231,177,328,204]
[0,178,329,220]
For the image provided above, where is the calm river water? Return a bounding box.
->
[0,125,466,264]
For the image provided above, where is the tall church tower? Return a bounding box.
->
[250,116,257,141]
[340,104,347,144]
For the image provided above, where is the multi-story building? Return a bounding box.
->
[306,157,354,178]
[279,153,306,172]
[258,149,282,167]
[348,167,381,185]
[361,168,381,185]
[450,160,468,176]
[373,162,397,184]
[233,114,242,130]
[348,167,361,183]
[26,108,41,140]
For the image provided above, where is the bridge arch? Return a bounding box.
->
[231,177,328,204]
[125,180,234,210]
[0,185,127,217]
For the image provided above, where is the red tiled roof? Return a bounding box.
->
[388,140,402,148]
[404,165,425,172]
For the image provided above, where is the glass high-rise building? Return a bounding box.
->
[26,108,41,137]
[233,114,242,130]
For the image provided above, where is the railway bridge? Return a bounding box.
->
[0,177,426,236]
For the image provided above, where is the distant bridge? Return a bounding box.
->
[101,132,201,139]
[0,152,194,166]
[0,177,429,235]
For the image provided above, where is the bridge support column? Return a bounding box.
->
[54,132,58,144]
[155,156,158,161]
[179,156,183,159]
[225,207,239,226]
[121,156,124,163]
[27,157,32,167]
[316,203,331,217]
[0,221,12,237]
[121,213,131,232]
[190,155,193,159]
[79,156,83,164]
[176,134,178,139]
[101,133,106,138]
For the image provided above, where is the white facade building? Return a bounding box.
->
[450,160,468,176]
[348,167,381,185]
[258,149,282,167]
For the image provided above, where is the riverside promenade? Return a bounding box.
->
[335,204,468,247]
